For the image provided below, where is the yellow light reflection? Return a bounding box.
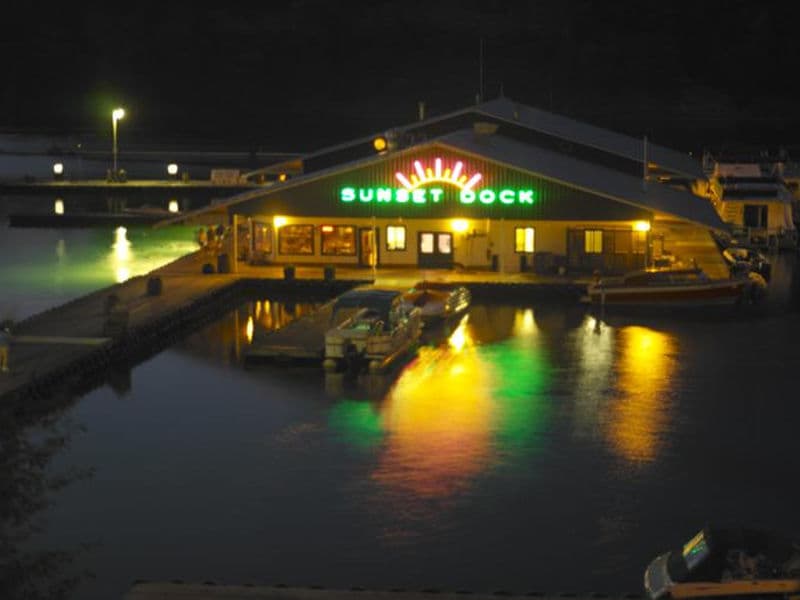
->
[608,326,675,463]
[374,322,495,497]
[512,308,537,337]
[112,226,132,283]
[245,315,254,344]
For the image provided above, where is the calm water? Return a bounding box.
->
[3,224,800,599]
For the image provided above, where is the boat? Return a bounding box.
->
[722,246,772,282]
[644,526,800,600]
[582,267,764,308]
[402,281,471,324]
[323,288,422,374]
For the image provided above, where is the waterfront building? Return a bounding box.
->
[168,97,725,274]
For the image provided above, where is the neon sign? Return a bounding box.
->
[340,157,536,206]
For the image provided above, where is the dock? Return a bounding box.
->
[125,582,643,600]
[0,240,617,406]
[245,299,337,362]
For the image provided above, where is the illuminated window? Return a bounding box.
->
[321,225,356,256]
[515,227,535,253]
[585,229,603,254]
[420,232,434,254]
[278,224,314,255]
[438,233,452,254]
[252,222,273,254]
[386,225,406,251]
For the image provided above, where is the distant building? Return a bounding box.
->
[166,97,726,274]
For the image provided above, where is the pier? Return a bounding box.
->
[0,243,592,404]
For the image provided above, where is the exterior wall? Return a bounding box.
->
[242,214,650,274]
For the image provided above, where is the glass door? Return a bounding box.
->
[417,231,453,268]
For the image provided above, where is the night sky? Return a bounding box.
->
[4,1,800,152]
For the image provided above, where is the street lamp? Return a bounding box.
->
[112,108,125,177]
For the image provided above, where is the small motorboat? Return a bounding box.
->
[323,288,422,374]
[644,526,800,600]
[722,246,772,282]
[582,267,764,308]
[402,281,471,324]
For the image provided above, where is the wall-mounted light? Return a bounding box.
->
[167,163,179,177]
[168,199,179,213]
[373,136,388,152]
[53,163,64,179]
[54,198,64,215]
[451,219,469,233]
[273,215,287,228]
[633,220,651,232]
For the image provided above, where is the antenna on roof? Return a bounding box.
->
[478,37,485,104]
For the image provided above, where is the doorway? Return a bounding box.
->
[418,231,454,268]
[359,227,378,267]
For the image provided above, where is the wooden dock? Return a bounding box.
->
[245,299,337,362]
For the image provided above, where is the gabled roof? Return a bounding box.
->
[287,96,703,180]
[435,130,723,229]
[158,129,724,231]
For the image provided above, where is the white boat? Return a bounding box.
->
[323,288,422,374]
[402,281,471,324]
[582,267,763,308]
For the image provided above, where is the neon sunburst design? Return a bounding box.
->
[395,158,483,191]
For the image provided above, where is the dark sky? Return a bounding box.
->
[4,1,800,152]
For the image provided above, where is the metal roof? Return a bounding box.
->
[297,97,704,179]
[157,130,724,231]
[435,130,724,230]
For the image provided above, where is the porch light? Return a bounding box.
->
[274,215,287,228]
[451,219,469,233]
[633,220,651,232]
[373,136,388,152]
[54,198,64,215]
[53,162,64,176]
[167,163,179,176]
[168,199,179,213]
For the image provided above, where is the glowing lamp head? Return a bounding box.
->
[54,199,64,215]
[112,108,125,121]
[278,173,288,182]
[53,162,64,175]
[451,219,469,233]
[373,136,388,152]
[273,215,287,228]
[168,199,179,213]
[167,163,179,176]
[633,220,651,232]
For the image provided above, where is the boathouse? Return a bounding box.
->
[165,97,725,275]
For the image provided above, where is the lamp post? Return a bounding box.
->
[112,108,125,177]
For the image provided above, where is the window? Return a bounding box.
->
[633,231,647,254]
[614,230,631,254]
[386,225,406,251]
[252,222,272,254]
[278,224,314,255]
[420,232,434,254]
[585,229,603,254]
[438,233,452,254]
[515,227,535,253]
[321,224,356,256]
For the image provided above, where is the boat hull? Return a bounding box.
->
[584,280,746,308]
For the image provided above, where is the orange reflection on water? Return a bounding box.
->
[373,319,495,497]
[608,326,675,463]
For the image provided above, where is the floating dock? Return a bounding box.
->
[245,299,337,362]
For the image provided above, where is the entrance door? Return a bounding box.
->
[418,231,454,268]
[359,227,378,267]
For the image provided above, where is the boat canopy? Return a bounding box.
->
[331,289,403,324]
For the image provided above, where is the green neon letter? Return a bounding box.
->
[518,190,534,204]
[376,188,392,202]
[499,189,515,204]
[341,187,356,202]
[429,188,444,203]
[396,189,409,203]
[479,190,495,204]
[359,189,373,203]
[412,189,426,204]
[460,190,476,204]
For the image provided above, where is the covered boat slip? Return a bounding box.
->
[159,97,728,278]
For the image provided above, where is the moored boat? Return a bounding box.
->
[323,288,422,374]
[582,267,763,308]
[644,526,800,600]
[402,281,471,324]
